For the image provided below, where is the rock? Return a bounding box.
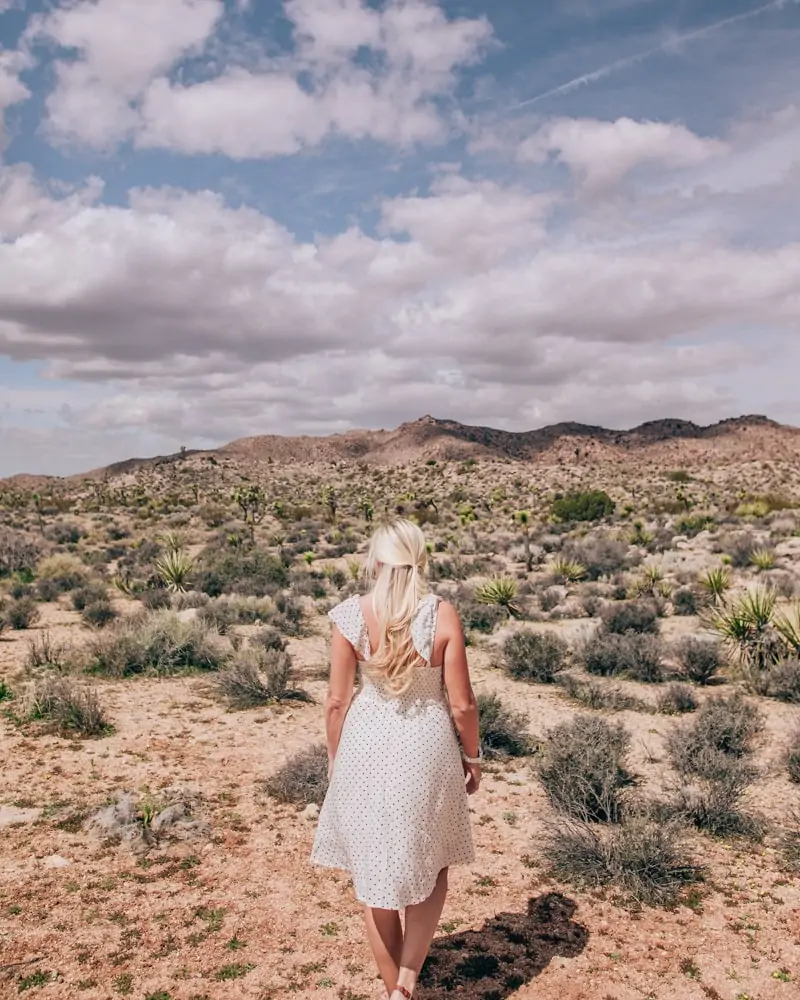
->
[302,802,320,821]
[43,854,71,868]
[0,807,40,829]
[176,607,200,623]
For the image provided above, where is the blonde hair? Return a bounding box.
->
[364,517,429,694]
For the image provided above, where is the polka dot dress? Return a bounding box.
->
[310,593,475,910]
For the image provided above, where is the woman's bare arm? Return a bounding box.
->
[325,625,358,773]
[440,601,480,762]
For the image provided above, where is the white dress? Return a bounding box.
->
[310,593,475,909]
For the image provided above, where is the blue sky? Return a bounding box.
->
[1,0,799,475]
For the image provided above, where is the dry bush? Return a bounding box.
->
[23,675,110,737]
[87,612,225,677]
[502,629,568,683]
[767,659,800,703]
[0,530,41,577]
[477,692,534,758]
[656,683,697,716]
[544,811,702,907]
[198,595,274,633]
[194,544,288,598]
[601,600,660,635]
[556,674,649,713]
[667,694,764,837]
[564,537,634,581]
[264,743,329,806]
[26,632,70,673]
[580,632,664,683]
[538,716,635,822]
[672,587,700,616]
[36,552,89,592]
[786,727,800,784]
[675,638,723,686]
[217,647,310,708]
[1,596,41,630]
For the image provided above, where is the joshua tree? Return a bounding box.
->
[323,485,338,525]
[360,496,374,524]
[516,510,533,572]
[233,484,268,543]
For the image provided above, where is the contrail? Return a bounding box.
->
[513,0,799,109]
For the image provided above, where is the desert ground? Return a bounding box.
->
[1,416,799,1000]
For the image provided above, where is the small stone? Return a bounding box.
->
[302,803,320,821]
[43,854,71,868]
[176,607,199,623]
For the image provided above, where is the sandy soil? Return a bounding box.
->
[2,609,799,1000]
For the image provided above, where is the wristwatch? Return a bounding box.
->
[462,745,484,764]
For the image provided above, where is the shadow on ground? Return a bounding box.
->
[419,892,588,1000]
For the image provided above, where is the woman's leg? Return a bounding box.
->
[363,906,403,994]
[392,868,448,998]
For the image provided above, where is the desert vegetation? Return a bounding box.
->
[1,420,799,998]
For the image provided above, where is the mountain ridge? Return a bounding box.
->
[2,413,796,486]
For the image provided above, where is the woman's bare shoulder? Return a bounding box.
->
[435,599,462,633]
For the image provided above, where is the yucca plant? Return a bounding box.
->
[699,567,732,604]
[157,530,184,555]
[552,557,587,584]
[346,559,361,581]
[750,549,777,572]
[705,587,781,692]
[629,521,654,547]
[475,576,522,618]
[155,548,194,594]
[775,604,800,657]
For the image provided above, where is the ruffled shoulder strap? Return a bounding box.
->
[328,594,369,658]
[411,593,441,665]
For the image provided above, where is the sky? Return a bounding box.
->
[1,0,799,477]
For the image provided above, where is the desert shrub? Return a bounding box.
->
[0,678,11,701]
[194,544,288,598]
[767,658,800,703]
[36,553,89,592]
[26,632,69,673]
[217,647,310,708]
[24,675,111,737]
[672,587,699,616]
[199,503,228,527]
[544,812,702,907]
[474,576,521,618]
[539,587,562,613]
[675,514,715,537]
[139,588,172,611]
[82,600,117,629]
[565,537,632,581]
[2,596,41,630]
[667,694,764,836]
[72,582,109,611]
[502,630,568,683]
[273,592,305,635]
[786,727,800,784]
[601,601,659,635]
[0,531,40,579]
[250,626,287,652]
[264,743,329,806]
[783,811,800,872]
[87,612,225,677]
[552,490,615,523]
[538,716,634,822]
[34,578,60,602]
[722,532,756,569]
[457,598,505,634]
[580,632,664,682]
[46,522,82,546]
[556,674,649,713]
[656,683,697,715]
[199,595,274,633]
[477,692,533,758]
[675,638,723,686]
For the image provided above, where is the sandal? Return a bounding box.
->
[394,987,413,1000]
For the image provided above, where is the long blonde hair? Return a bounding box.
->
[364,517,429,694]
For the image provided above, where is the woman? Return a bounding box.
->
[311,517,482,1000]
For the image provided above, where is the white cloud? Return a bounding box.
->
[517,116,727,190]
[29,0,224,149]
[0,47,31,149]
[30,0,493,157]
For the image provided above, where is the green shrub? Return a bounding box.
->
[564,537,632,581]
[264,743,329,806]
[0,678,11,701]
[552,490,615,523]
[502,630,568,683]
[672,587,699,616]
[87,612,225,677]
[457,598,505,634]
[580,632,664,682]
[82,600,118,629]
[36,553,89,592]
[538,716,634,822]
[601,601,659,635]
[544,812,702,907]
[676,638,723,686]
[199,596,274,633]
[477,692,533,758]
[72,582,109,611]
[194,545,288,598]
